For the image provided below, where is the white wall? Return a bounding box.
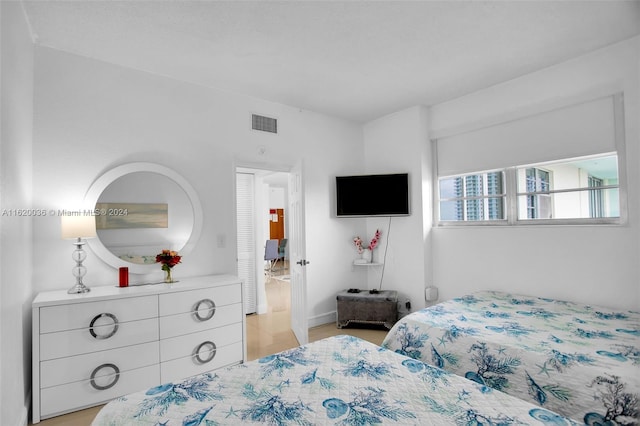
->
[31,46,364,326]
[428,37,640,310]
[361,106,433,312]
[0,2,34,425]
[269,187,286,210]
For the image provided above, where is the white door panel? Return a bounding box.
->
[289,161,308,345]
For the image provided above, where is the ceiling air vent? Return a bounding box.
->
[252,114,278,134]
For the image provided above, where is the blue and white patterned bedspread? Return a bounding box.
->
[382,291,640,425]
[92,335,576,425]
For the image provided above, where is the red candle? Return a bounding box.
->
[119,267,129,287]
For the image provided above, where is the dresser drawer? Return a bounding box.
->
[160,322,242,363]
[40,364,159,419]
[160,340,243,384]
[159,302,242,339]
[40,341,159,388]
[40,295,158,333]
[159,284,241,317]
[40,318,159,360]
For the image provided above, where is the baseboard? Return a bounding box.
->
[308,310,336,328]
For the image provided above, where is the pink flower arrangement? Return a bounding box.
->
[353,229,381,253]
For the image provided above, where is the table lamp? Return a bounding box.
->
[61,215,97,294]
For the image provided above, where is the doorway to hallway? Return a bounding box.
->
[235,167,295,348]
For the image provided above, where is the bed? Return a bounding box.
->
[381,290,640,425]
[92,334,577,425]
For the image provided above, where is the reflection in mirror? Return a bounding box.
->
[85,163,202,274]
[97,172,193,264]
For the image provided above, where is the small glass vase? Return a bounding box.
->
[164,268,174,283]
[361,248,372,263]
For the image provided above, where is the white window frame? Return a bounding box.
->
[513,154,622,225]
[435,153,625,227]
[437,170,507,224]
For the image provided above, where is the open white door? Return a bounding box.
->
[288,161,308,345]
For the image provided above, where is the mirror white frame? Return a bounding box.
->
[84,162,203,274]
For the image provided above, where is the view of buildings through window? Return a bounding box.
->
[588,176,604,218]
[525,168,551,219]
[440,172,505,221]
[439,153,619,223]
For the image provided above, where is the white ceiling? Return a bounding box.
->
[21,0,640,123]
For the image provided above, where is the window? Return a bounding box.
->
[588,176,604,218]
[524,168,551,219]
[439,171,505,222]
[515,154,619,221]
[437,153,620,225]
[434,94,624,225]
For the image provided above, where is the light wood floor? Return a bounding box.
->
[33,275,387,425]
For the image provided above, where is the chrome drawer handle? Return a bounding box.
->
[90,363,120,390]
[89,313,119,339]
[194,341,217,364]
[193,299,216,321]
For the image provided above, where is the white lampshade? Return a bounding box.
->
[61,215,97,239]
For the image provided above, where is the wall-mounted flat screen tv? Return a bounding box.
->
[336,173,410,217]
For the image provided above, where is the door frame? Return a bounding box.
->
[234,162,306,336]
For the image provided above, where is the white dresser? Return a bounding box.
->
[32,274,245,423]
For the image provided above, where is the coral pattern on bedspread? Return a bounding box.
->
[92,335,578,425]
[382,290,640,425]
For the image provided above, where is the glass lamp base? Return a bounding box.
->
[68,282,91,294]
[68,239,91,294]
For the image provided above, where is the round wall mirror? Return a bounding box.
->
[85,163,203,274]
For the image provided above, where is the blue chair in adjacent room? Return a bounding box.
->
[264,239,280,275]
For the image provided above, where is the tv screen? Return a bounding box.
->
[336,173,410,217]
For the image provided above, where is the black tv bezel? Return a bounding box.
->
[336,173,410,217]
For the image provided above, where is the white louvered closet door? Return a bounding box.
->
[236,172,257,314]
